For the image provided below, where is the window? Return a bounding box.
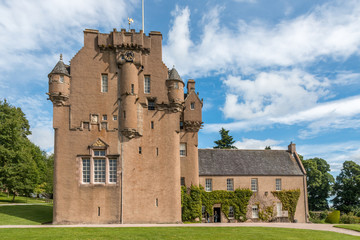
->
[83,122,89,130]
[123,111,126,119]
[156,147,159,156]
[276,178,281,191]
[151,121,154,129]
[277,202,282,217]
[102,115,107,121]
[148,100,155,110]
[251,178,258,192]
[174,82,179,89]
[190,102,195,110]
[155,198,159,207]
[205,179,212,192]
[181,177,185,186]
[227,178,234,191]
[101,74,108,92]
[82,159,90,183]
[94,159,106,183]
[252,205,259,218]
[180,121,184,130]
[59,75,64,83]
[94,150,106,156]
[229,206,234,218]
[109,159,117,183]
[202,206,206,219]
[131,84,134,94]
[180,143,186,157]
[113,115,117,121]
[139,147,142,154]
[144,75,150,93]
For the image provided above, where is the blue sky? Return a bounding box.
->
[1,0,360,176]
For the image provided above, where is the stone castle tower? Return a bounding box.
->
[48,28,202,224]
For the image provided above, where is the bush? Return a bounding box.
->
[325,210,340,224]
[340,212,360,224]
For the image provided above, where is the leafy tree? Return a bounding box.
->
[265,146,271,150]
[213,128,237,149]
[0,100,45,201]
[302,157,334,211]
[332,161,360,213]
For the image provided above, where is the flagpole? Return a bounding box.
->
[142,0,145,33]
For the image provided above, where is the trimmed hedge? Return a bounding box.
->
[325,210,340,224]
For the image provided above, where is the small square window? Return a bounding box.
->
[83,122,89,130]
[113,115,117,121]
[101,122,107,130]
[148,100,155,110]
[102,115,107,121]
[190,102,195,110]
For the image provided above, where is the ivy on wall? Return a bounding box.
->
[272,189,301,222]
[181,185,253,222]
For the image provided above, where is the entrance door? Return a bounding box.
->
[213,207,221,223]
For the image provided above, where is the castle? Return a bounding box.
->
[48,29,308,224]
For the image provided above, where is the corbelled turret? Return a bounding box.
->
[166,67,184,112]
[47,54,71,106]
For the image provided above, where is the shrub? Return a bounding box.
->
[340,212,360,224]
[325,210,340,224]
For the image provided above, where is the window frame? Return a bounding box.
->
[227,178,234,191]
[276,178,282,191]
[229,206,234,218]
[59,75,64,83]
[144,75,150,94]
[101,74,108,93]
[94,159,106,183]
[190,102,195,110]
[180,143,187,157]
[205,178,212,192]
[109,159,117,184]
[82,159,90,184]
[252,205,259,218]
[251,178,258,192]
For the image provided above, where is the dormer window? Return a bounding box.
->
[59,75,64,83]
[94,150,106,156]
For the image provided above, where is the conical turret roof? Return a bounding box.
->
[168,67,183,82]
[49,54,70,76]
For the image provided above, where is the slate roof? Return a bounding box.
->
[199,149,304,176]
[49,55,70,76]
[168,67,183,82]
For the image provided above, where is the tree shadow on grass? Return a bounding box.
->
[0,205,53,225]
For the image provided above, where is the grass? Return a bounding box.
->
[0,192,52,204]
[0,204,53,225]
[0,227,359,240]
[334,224,360,232]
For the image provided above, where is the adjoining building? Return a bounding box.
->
[48,28,308,224]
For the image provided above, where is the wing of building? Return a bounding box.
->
[48,28,308,224]
[199,144,309,223]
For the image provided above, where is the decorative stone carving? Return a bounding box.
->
[121,128,142,139]
[184,121,203,132]
[91,114,99,124]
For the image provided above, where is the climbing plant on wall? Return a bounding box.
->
[272,189,301,222]
[181,185,252,222]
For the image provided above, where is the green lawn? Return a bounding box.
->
[334,224,360,232]
[0,205,53,225]
[0,192,52,204]
[0,227,359,240]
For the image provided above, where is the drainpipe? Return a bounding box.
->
[120,134,124,224]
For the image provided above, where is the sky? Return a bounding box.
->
[1,0,360,176]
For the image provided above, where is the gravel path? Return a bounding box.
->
[0,222,359,236]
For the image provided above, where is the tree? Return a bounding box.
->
[213,128,237,149]
[332,161,360,213]
[265,146,271,150]
[302,157,334,211]
[0,100,44,201]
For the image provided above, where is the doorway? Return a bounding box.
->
[213,207,221,223]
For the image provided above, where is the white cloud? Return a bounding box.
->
[234,138,283,150]
[164,1,360,76]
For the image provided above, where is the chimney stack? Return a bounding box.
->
[288,142,296,154]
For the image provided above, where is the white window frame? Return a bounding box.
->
[94,159,106,183]
[109,159,117,183]
[276,178,282,191]
[252,205,259,218]
[144,75,150,94]
[251,178,258,192]
[205,178,212,192]
[227,178,234,191]
[229,206,234,218]
[101,74,108,93]
[180,143,186,157]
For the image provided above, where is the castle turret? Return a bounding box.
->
[48,54,70,106]
[119,51,140,138]
[166,67,184,112]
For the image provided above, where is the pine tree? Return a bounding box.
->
[213,128,237,149]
